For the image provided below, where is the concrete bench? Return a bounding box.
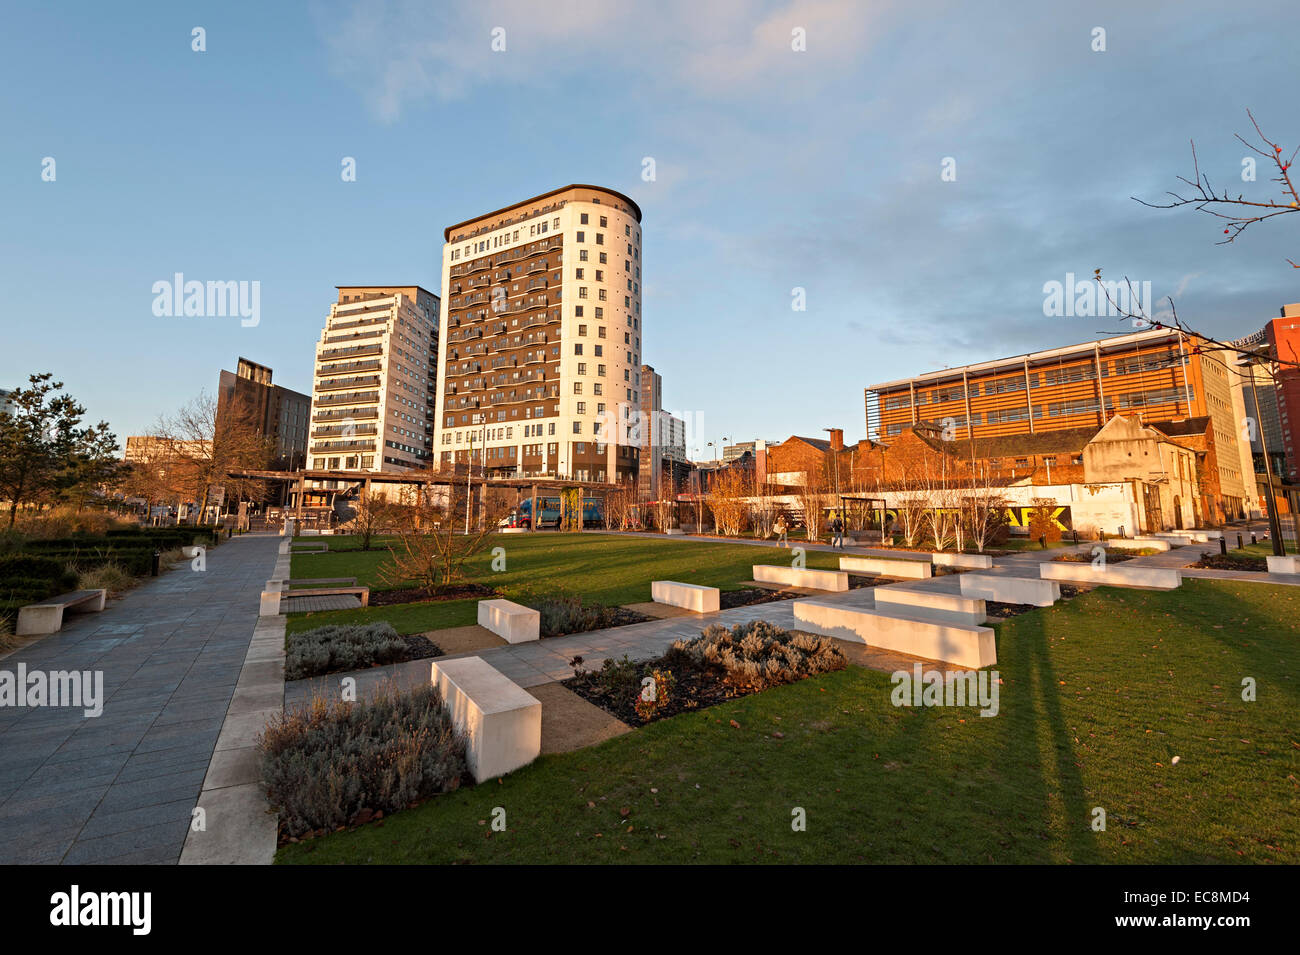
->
[1154,531,1210,544]
[431,657,542,783]
[752,564,849,592]
[1039,561,1181,590]
[651,581,720,613]
[664,528,685,536]
[16,589,108,636]
[1104,537,1171,552]
[793,598,996,668]
[873,587,987,625]
[959,574,1060,607]
[259,579,370,616]
[839,555,932,579]
[477,598,540,643]
[1266,556,1300,575]
[291,542,329,554]
[932,552,994,570]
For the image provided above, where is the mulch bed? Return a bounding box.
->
[1053,552,1136,563]
[400,633,443,663]
[983,600,1037,620]
[720,587,798,609]
[563,659,743,726]
[1190,553,1269,572]
[368,583,499,607]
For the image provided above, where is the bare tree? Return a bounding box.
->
[963,465,1008,554]
[708,467,749,538]
[380,482,507,590]
[796,471,827,542]
[344,491,395,551]
[154,391,270,521]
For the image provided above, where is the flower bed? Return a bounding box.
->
[259,684,467,843]
[564,620,847,726]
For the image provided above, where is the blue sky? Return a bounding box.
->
[3,0,1298,455]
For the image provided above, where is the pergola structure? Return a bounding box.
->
[224,467,624,531]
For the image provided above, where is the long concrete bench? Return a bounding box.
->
[259,578,370,616]
[932,552,994,570]
[959,574,1060,607]
[1266,556,1300,575]
[839,555,932,579]
[1104,537,1171,552]
[752,564,849,592]
[477,598,540,643]
[1039,561,1181,590]
[431,657,541,782]
[793,598,996,668]
[873,587,987,625]
[16,589,108,636]
[651,580,720,613]
[1154,531,1211,544]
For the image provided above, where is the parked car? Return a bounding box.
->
[498,511,531,529]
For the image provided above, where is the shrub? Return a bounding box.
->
[77,561,134,594]
[258,684,467,839]
[284,621,408,680]
[0,554,72,581]
[513,587,622,637]
[666,620,846,691]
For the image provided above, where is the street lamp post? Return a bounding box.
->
[823,427,842,546]
[1238,355,1285,557]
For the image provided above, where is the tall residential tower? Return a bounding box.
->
[434,185,643,483]
[308,285,440,472]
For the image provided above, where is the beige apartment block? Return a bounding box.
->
[308,285,440,476]
[434,185,644,484]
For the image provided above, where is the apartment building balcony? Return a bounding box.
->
[316,359,383,377]
[314,389,380,407]
[310,439,377,454]
[313,408,379,423]
[316,374,382,392]
[324,328,384,346]
[328,314,390,332]
[319,342,383,360]
[312,423,379,438]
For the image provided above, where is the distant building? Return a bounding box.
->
[310,286,440,472]
[723,439,776,464]
[866,327,1257,521]
[637,365,685,497]
[434,185,644,483]
[0,388,15,417]
[217,357,310,470]
[123,436,212,463]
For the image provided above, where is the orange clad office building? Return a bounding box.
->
[865,327,1260,522]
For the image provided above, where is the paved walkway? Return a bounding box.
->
[0,534,282,864]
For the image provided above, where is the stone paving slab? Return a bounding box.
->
[0,534,281,865]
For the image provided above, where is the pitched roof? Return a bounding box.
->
[787,435,831,451]
[910,422,1099,458]
[1148,416,1212,437]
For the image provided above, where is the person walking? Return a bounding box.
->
[774,515,788,548]
[832,516,844,548]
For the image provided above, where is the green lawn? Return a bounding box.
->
[285,533,848,636]
[278,578,1300,864]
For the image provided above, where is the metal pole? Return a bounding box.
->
[1247,362,1285,556]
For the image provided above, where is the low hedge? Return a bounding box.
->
[259,683,467,839]
[284,622,409,680]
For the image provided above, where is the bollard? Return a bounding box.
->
[1238,534,1244,549]
[1219,538,1227,556]
[1251,533,1257,545]
[151,549,161,576]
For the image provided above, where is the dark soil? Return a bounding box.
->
[564,658,742,726]
[720,587,798,609]
[983,600,1037,620]
[1053,552,1136,563]
[1191,552,1269,572]
[369,583,499,607]
[400,633,443,663]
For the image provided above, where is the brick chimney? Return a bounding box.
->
[828,428,844,451]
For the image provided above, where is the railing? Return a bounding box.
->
[314,390,380,406]
[315,375,381,392]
